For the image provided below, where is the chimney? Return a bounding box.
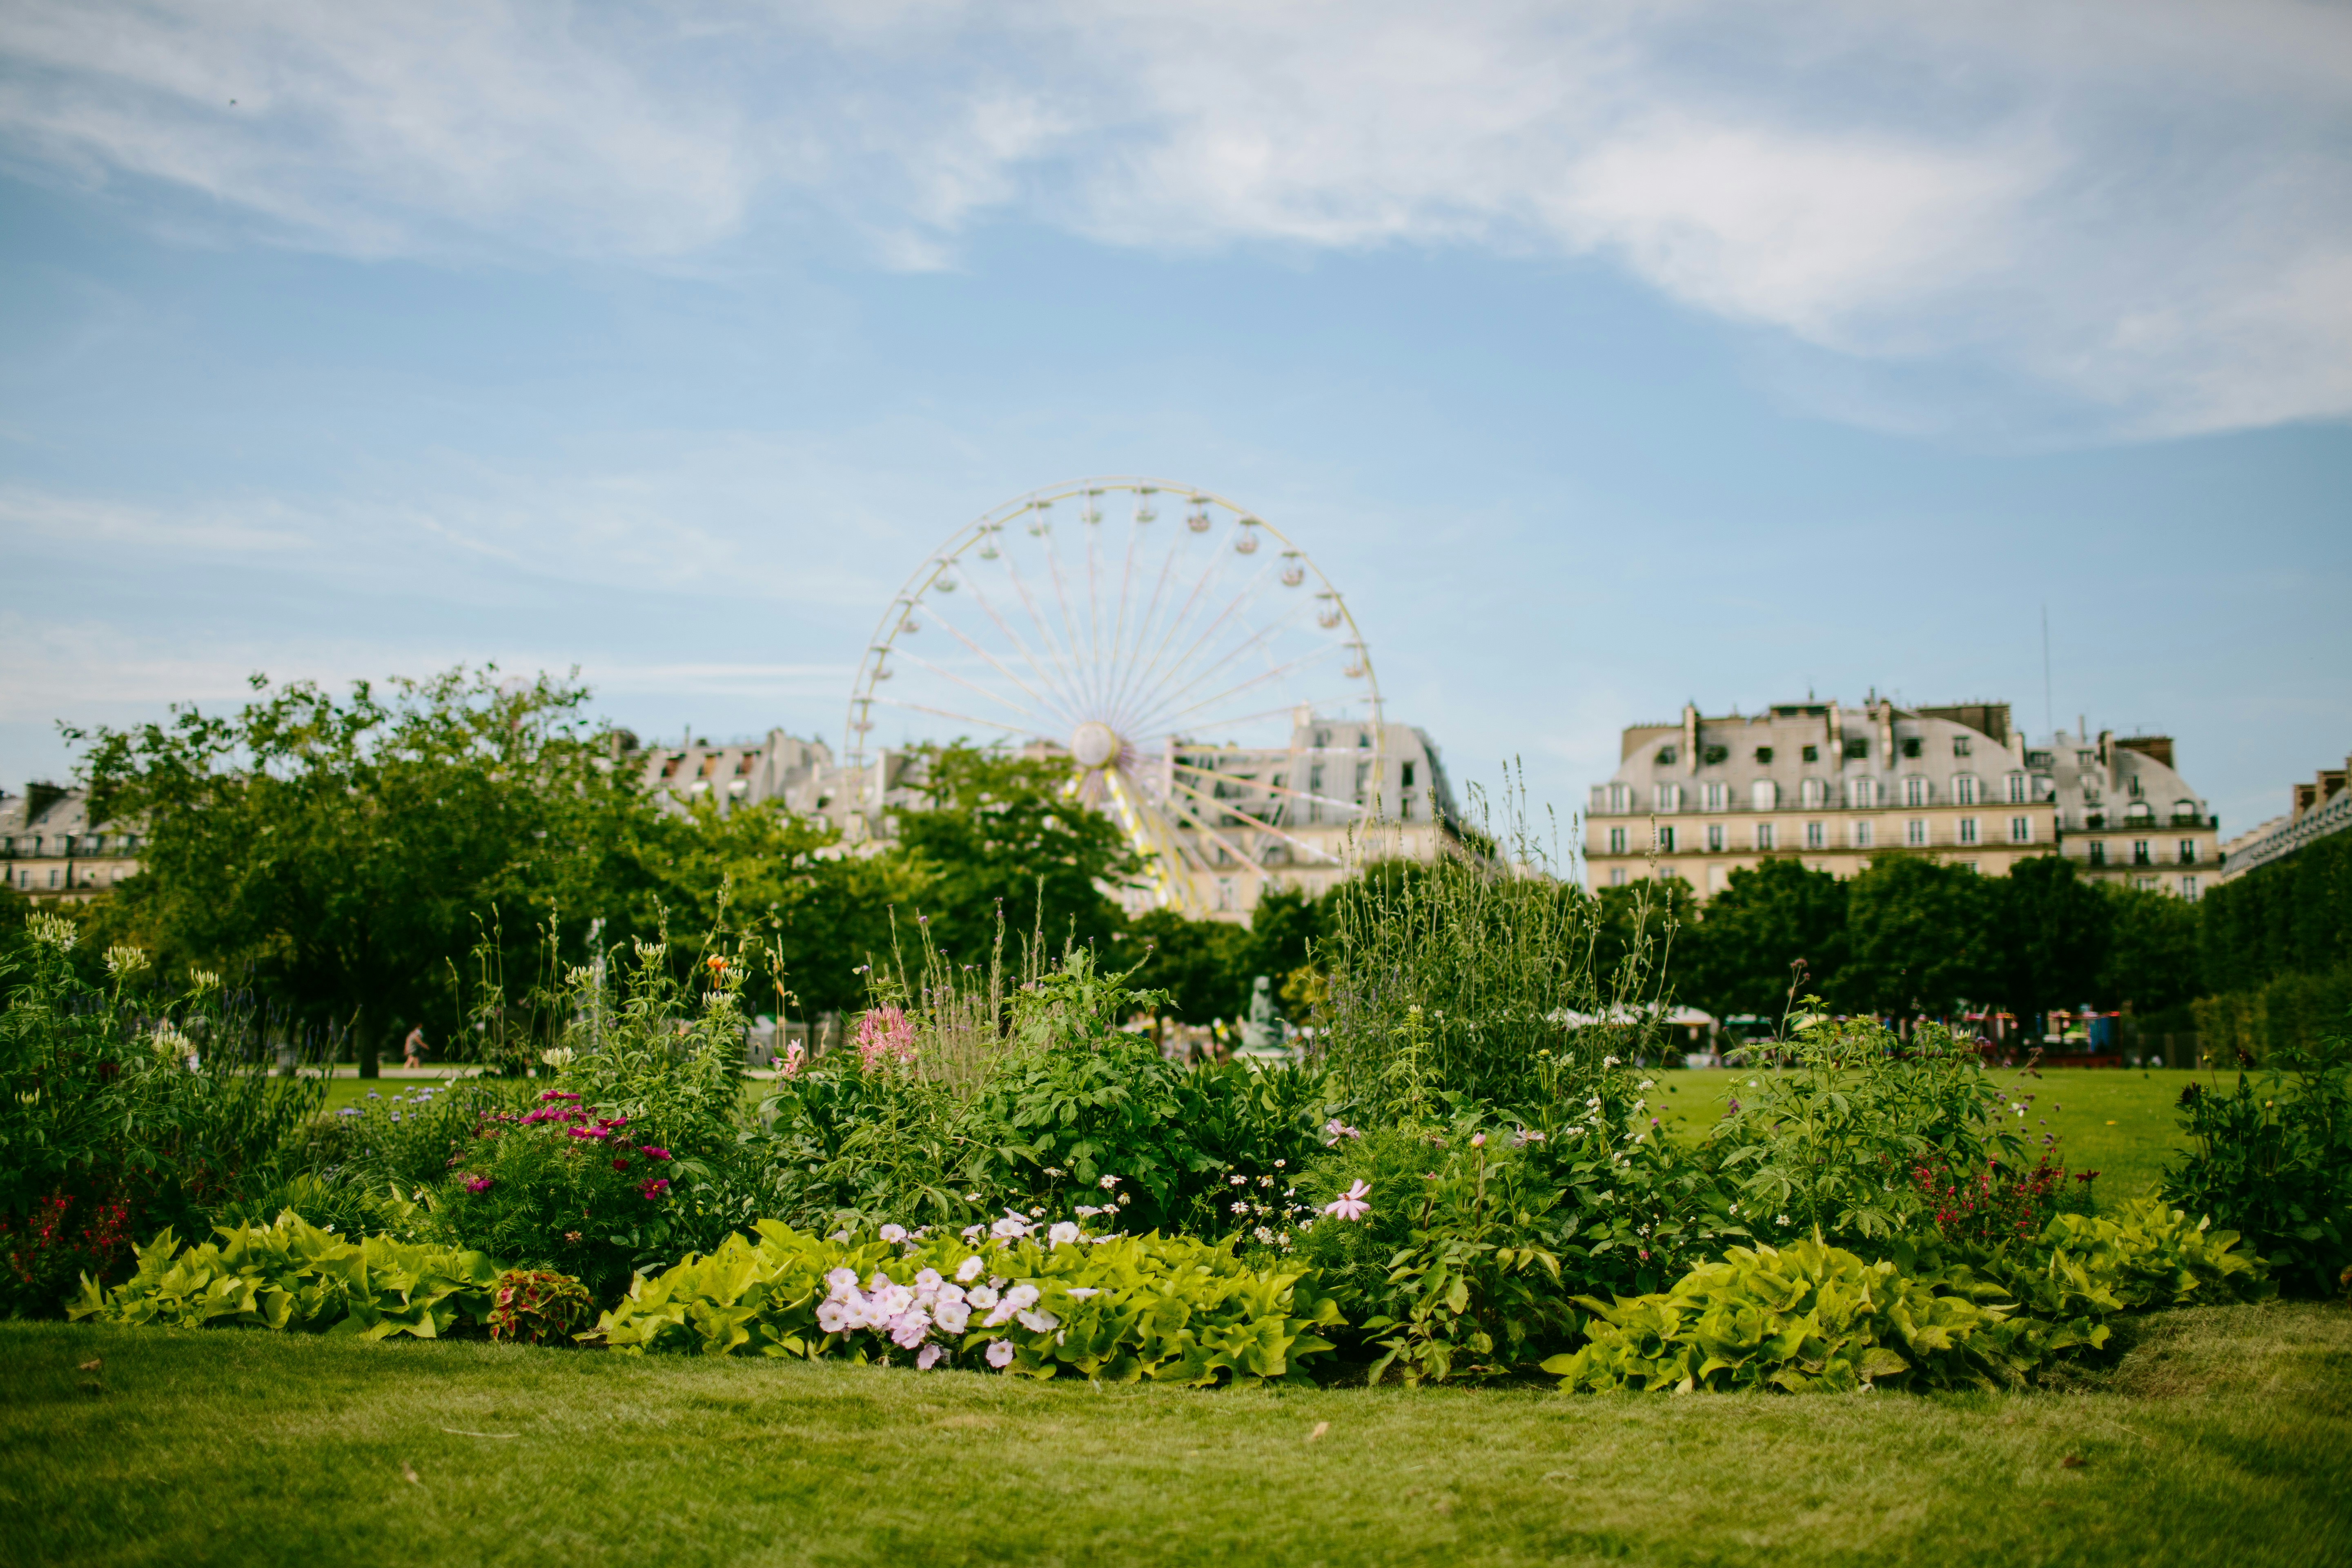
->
[1682,703,1699,776]
[2097,729,2112,771]
[1875,700,1894,765]
[1826,704,1844,757]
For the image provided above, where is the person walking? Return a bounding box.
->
[402,1025,426,1070]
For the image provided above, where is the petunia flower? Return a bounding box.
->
[986,1339,1016,1369]
[955,1255,985,1283]
[824,1267,859,1297]
[879,1223,907,1243]
[916,1344,944,1370]
[932,1299,971,1334]
[1047,1221,1081,1248]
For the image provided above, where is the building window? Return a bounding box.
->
[2133,838,2151,865]
[1608,827,1627,855]
[1800,778,1826,808]
[1401,761,1416,788]
[1216,878,1236,912]
[2011,817,2034,844]
[2178,839,2197,864]
[2089,841,2106,865]
[1657,825,1677,853]
[1906,818,1927,846]
[1901,737,1922,759]
[1805,822,1825,849]
[1755,746,1774,764]
[1849,777,1878,809]
[1657,745,1677,766]
[1608,783,1630,813]
[1853,819,1874,848]
[1755,822,1775,851]
[2182,875,2200,900]
[1656,784,1682,813]
[1953,736,1973,757]
[1706,823,1725,852]
[1955,775,1978,806]
[1701,782,1725,812]
[48,869,60,888]
[2135,875,2157,891]
[1751,779,1777,811]
[1609,867,1626,887]
[1802,744,1819,763]
[1959,817,1979,845]
[2006,773,2028,804]
[1844,738,1869,760]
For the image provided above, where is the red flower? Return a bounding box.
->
[638,1176,670,1201]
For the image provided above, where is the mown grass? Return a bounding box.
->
[2,1302,2347,1568]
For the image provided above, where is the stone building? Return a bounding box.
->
[0,785,144,903]
[1583,697,2216,901]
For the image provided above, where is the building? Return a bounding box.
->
[2218,753,2352,883]
[626,713,1463,923]
[0,785,144,903]
[1583,697,2216,900]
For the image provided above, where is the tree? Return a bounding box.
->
[1986,855,2111,1027]
[76,667,642,1074]
[2097,883,2201,1013]
[1838,857,1995,1019]
[890,744,1140,966]
[1590,875,1694,1001]
[1123,909,1247,1020]
[1680,858,1849,1020]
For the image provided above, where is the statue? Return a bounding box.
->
[1236,974,1287,1061]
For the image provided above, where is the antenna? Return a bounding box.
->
[2040,605,2054,742]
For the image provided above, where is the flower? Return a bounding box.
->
[986,1339,1016,1369]
[1229,1176,1246,1187]
[1470,1132,1486,1148]
[611,1156,630,1171]
[956,1256,985,1283]
[991,1212,1030,1240]
[879,1223,908,1244]
[1231,1201,1249,1214]
[463,1176,494,1195]
[1042,1167,1065,1178]
[816,1301,850,1334]
[1098,1174,1120,1190]
[825,1267,859,1296]
[639,1176,671,1200]
[960,1224,984,1241]
[1323,1180,1372,1222]
[889,1311,931,1349]
[913,1268,944,1291]
[1048,1221,1081,1247]
[1066,1287,1100,1298]
[638,1146,673,1162]
[778,1043,806,1078]
[1777,1214,1791,1226]
[854,1006,917,1071]
[933,1299,971,1334]
[966,1285,1000,1310]
[1016,1308,1059,1333]
[706,954,727,972]
[916,1344,944,1370]
[1116,1193,1130,1205]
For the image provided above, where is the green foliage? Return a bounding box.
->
[2199,831,2352,996]
[1837,856,1996,1017]
[2193,966,2352,1066]
[2097,883,2203,1013]
[488,1268,597,1344]
[0,919,328,1314]
[2160,1022,2352,1296]
[74,667,646,1064]
[1976,1199,2266,1321]
[893,744,1140,964]
[1679,858,1848,1020]
[1545,1236,2051,1394]
[1712,1013,2032,1243]
[1987,855,2110,1022]
[66,1211,497,1339]
[299,1077,536,1200]
[598,1219,1345,1385]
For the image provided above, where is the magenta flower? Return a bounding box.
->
[637,1146,673,1162]
[611,1156,630,1171]
[855,1006,917,1072]
[639,1176,670,1200]
[463,1176,494,1195]
[1322,1180,1372,1222]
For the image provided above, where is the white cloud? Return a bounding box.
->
[2,0,2348,433]
[0,486,313,553]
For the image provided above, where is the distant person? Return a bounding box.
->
[402,1026,426,1069]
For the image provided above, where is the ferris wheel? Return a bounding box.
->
[845,478,1383,915]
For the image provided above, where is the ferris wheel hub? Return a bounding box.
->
[1070,720,1120,770]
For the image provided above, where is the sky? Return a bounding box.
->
[2,0,2348,845]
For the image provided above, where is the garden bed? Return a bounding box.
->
[4,1301,2348,1568]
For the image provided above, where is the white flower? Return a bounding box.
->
[966,1286,1000,1310]
[986,1339,1016,1369]
[960,1224,984,1241]
[1029,1207,1045,1218]
[1638,1080,1654,1091]
[1098,1174,1120,1189]
[1043,1167,1065,1178]
[1048,1221,1081,1248]
[916,1344,944,1370]
[867,1271,894,1292]
[935,1283,965,1307]
[1116,1193,1130,1205]
[1003,1283,1040,1312]
[888,1310,931,1349]
[1231,1201,1249,1214]
[816,1301,850,1334]
[1777,1214,1791,1226]
[1603,1054,1620,1067]
[824,1267,858,1298]
[933,1299,971,1334]
[878,1223,907,1244]
[1016,1308,1059,1333]
[913,1268,944,1292]
[955,1256,985,1283]
[1066,1287,1100,1298]
[1229,1175,1246,1186]
[829,1231,851,1243]
[991,1212,1030,1240]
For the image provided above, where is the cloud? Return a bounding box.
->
[2,0,2348,433]
[0,486,314,553]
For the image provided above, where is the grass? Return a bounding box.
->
[3,1301,2347,1568]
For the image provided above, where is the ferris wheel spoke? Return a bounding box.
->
[994,550,1094,720]
[1109,534,1249,726]
[1101,537,1192,730]
[883,645,1053,726]
[1115,592,1319,737]
[875,697,1048,742]
[1040,531,1102,719]
[1152,781,1274,880]
[1111,555,1282,736]
[955,568,1086,723]
[1165,774,1352,865]
[1169,757,1367,820]
[1085,510,1108,711]
[1127,643,1344,739]
[926,603,1078,728]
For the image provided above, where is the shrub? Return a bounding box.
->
[297,1077,535,1199]
[597,1217,1344,1385]
[1544,1236,2057,1394]
[67,1211,497,1338]
[2159,1023,2352,1296]
[489,1268,597,1344]
[1978,1199,2266,1321]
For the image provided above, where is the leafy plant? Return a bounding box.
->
[67,1210,497,1339]
[489,1269,597,1344]
[2160,1020,2352,1296]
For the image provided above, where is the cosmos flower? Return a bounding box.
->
[1323,1180,1372,1222]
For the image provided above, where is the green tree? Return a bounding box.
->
[891,744,1140,965]
[1837,857,1994,1019]
[1680,858,1849,1020]
[2097,883,2201,1013]
[1124,908,1247,1020]
[1591,875,1693,998]
[75,667,642,1074]
[1987,854,2111,1027]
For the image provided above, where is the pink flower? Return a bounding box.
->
[1322,1180,1372,1222]
[638,1146,673,1162]
[611,1156,630,1171]
[779,1042,806,1078]
[916,1344,944,1370]
[986,1339,1016,1369]
[638,1176,670,1200]
[463,1176,494,1195]
[879,1223,908,1243]
[855,1006,917,1072]
[1470,1132,1486,1148]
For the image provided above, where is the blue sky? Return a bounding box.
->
[2,0,2348,842]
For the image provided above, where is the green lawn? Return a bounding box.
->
[4,1302,2347,1568]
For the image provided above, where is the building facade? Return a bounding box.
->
[1584,697,2215,900]
[2218,754,2352,883]
[0,786,144,903]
